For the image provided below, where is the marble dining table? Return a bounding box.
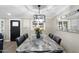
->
[16,34,64,53]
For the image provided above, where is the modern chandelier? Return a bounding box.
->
[33,5,45,22]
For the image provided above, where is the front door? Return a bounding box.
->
[10,20,20,41]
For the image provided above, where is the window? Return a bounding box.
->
[58,21,63,31]
[12,22,19,27]
[0,20,4,33]
[57,17,79,33]
[58,20,69,31]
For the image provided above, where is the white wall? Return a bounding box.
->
[45,17,55,34]
[20,18,33,36]
[51,18,79,53]
[5,19,10,41]
[55,31,79,53]
[0,19,10,42]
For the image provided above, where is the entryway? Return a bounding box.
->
[10,20,20,41]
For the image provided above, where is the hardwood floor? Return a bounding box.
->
[3,41,17,53]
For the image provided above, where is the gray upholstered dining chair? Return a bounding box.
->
[48,33,62,45]
[53,36,62,45]
[16,33,28,47]
[23,33,28,40]
[48,33,54,39]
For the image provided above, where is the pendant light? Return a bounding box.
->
[38,5,41,15]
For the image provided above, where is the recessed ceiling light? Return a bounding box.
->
[7,13,11,16]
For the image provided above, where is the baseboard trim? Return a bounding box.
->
[4,40,10,42]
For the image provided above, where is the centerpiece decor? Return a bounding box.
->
[34,28,42,39]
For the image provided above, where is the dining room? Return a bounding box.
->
[0,5,79,53]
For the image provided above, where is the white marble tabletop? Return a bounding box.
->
[16,34,64,53]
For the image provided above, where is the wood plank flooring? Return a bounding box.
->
[3,41,17,53]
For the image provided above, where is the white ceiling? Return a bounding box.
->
[0,5,79,19]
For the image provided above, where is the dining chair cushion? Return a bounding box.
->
[16,35,25,47]
[23,33,28,40]
[53,36,62,45]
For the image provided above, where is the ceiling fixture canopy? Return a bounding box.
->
[32,5,47,10]
[38,5,41,8]
[38,5,41,15]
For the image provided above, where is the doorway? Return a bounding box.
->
[10,20,20,41]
